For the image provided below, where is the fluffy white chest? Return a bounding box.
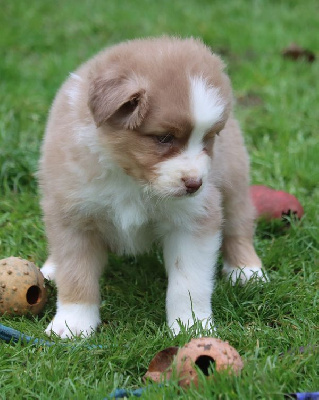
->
[72,163,214,256]
[76,171,154,254]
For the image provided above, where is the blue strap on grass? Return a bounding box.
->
[105,390,319,400]
[288,393,319,400]
[106,386,155,399]
[0,322,55,346]
[0,322,102,349]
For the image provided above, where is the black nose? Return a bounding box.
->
[182,178,203,194]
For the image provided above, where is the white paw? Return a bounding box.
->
[223,263,269,285]
[45,302,100,338]
[41,260,56,281]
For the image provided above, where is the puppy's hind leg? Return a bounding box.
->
[45,225,107,338]
[220,127,268,285]
[41,256,56,281]
[221,184,268,284]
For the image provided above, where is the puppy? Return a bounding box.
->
[38,37,267,338]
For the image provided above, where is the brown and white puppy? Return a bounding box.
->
[39,37,267,338]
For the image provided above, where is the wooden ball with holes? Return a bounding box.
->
[0,257,47,315]
[176,337,244,388]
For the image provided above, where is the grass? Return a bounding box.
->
[0,0,318,398]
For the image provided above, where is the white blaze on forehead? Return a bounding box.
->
[189,76,225,148]
[151,77,225,196]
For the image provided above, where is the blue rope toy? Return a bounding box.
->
[1,323,318,399]
[0,322,54,346]
[0,322,102,349]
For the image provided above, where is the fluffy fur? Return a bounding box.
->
[38,37,267,338]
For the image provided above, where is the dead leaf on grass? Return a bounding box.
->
[282,43,315,63]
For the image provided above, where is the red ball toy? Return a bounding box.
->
[250,185,304,220]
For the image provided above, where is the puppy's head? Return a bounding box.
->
[88,37,232,198]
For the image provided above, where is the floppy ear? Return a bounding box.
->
[88,74,149,129]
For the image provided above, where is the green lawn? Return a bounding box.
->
[0,0,318,398]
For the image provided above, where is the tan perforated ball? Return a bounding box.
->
[0,257,47,315]
[176,337,244,388]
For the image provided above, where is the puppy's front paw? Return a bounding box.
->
[223,263,269,285]
[45,303,100,339]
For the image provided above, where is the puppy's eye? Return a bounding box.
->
[155,134,175,144]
